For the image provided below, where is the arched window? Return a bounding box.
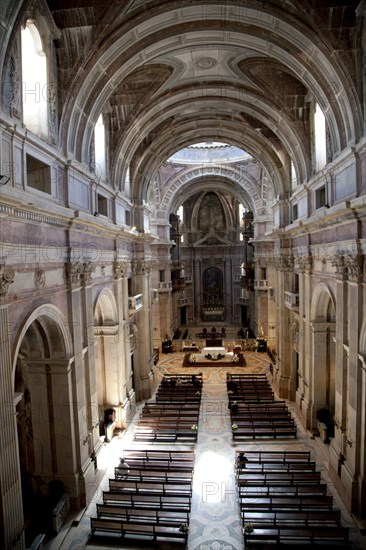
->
[290,161,298,191]
[94,114,106,180]
[239,204,248,241]
[314,103,327,171]
[21,20,48,139]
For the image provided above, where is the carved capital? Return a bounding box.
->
[132,259,152,275]
[65,262,83,287]
[330,255,344,278]
[113,260,130,279]
[296,255,313,274]
[343,254,363,283]
[274,255,294,271]
[0,265,15,298]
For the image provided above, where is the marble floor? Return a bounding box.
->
[44,351,366,550]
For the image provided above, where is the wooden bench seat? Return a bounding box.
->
[134,420,199,432]
[237,471,322,485]
[241,509,341,526]
[238,484,328,496]
[121,458,194,474]
[243,526,349,545]
[114,468,193,483]
[233,426,297,439]
[90,517,188,543]
[122,449,195,462]
[237,462,317,473]
[133,429,198,442]
[237,450,311,462]
[232,412,292,420]
[120,459,194,472]
[239,495,334,510]
[97,504,190,525]
[103,491,191,510]
[109,479,192,496]
[234,402,289,412]
[141,410,199,418]
[231,419,296,428]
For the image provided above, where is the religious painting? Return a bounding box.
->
[203,267,223,306]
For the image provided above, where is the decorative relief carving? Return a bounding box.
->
[0,265,15,298]
[7,49,21,118]
[34,268,45,288]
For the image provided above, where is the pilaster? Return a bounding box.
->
[0,265,24,549]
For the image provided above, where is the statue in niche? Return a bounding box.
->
[198,193,225,235]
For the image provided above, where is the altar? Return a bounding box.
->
[183,352,246,367]
[202,346,226,354]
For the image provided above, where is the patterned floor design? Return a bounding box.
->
[44,351,366,550]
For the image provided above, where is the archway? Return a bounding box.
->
[310,284,336,433]
[93,289,122,436]
[13,306,74,544]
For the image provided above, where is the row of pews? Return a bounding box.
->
[228,373,297,440]
[236,450,351,547]
[91,374,201,544]
[133,374,202,442]
[91,449,194,544]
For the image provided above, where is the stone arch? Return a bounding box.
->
[93,288,123,433]
[12,305,77,537]
[12,304,73,380]
[158,165,262,222]
[94,288,118,326]
[309,283,336,432]
[311,282,336,321]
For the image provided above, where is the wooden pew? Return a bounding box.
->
[243,526,349,546]
[97,504,190,525]
[236,450,312,463]
[239,495,334,511]
[238,484,328,496]
[237,471,322,486]
[122,449,195,463]
[114,468,193,483]
[233,426,297,439]
[90,518,188,543]
[241,509,341,526]
[109,478,192,497]
[102,491,192,510]
[133,428,198,443]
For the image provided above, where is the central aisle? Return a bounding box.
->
[188,371,243,549]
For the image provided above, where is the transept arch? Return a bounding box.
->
[156,166,262,221]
